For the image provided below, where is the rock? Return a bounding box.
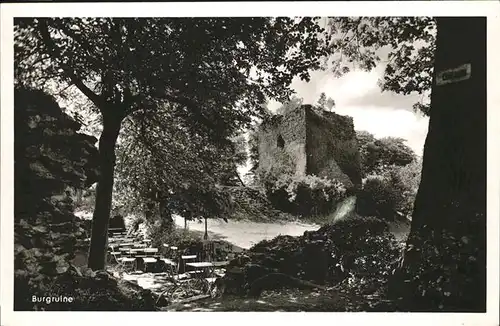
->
[15,87,99,224]
[13,88,112,311]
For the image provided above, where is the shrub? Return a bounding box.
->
[392,223,486,312]
[222,215,404,296]
[357,159,422,220]
[357,174,402,220]
[262,172,347,216]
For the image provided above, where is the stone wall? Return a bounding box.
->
[305,107,362,189]
[257,105,362,190]
[13,88,157,311]
[15,87,100,223]
[258,107,307,176]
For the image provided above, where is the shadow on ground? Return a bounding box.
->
[163,288,395,312]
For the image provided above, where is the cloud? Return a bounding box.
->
[333,105,429,155]
[343,87,423,110]
[319,70,380,103]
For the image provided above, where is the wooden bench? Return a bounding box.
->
[119,257,136,263]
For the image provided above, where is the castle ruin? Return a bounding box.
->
[258,105,362,189]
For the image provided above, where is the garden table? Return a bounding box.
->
[185,261,227,279]
[143,248,159,255]
[118,242,135,247]
[142,257,157,264]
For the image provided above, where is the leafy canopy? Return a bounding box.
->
[325,17,436,115]
[15,17,332,225]
[356,130,416,177]
[15,17,330,138]
[113,103,247,221]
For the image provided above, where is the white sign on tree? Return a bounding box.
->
[436,63,472,86]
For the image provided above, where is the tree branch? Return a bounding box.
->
[37,19,105,110]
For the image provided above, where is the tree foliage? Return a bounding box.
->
[326,17,436,115]
[356,130,416,177]
[15,17,329,126]
[316,92,335,111]
[358,158,422,221]
[275,95,304,115]
[113,104,246,224]
[15,17,331,269]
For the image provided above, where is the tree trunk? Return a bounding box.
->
[144,201,155,223]
[204,217,208,240]
[397,17,486,312]
[158,197,174,231]
[88,113,122,270]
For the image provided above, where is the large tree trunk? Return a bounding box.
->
[397,17,486,312]
[88,113,122,270]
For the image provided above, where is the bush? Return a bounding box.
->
[357,159,422,220]
[358,174,402,220]
[263,172,348,216]
[222,215,404,296]
[391,225,486,312]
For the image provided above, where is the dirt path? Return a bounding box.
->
[173,215,320,249]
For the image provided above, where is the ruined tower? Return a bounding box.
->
[258,105,362,189]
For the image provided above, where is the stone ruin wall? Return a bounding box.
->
[258,105,362,190]
[258,107,307,176]
[305,107,362,189]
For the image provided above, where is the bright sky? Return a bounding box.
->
[268,68,430,156]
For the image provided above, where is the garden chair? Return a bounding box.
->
[202,240,215,262]
[180,254,198,275]
[116,257,137,272]
[160,257,178,276]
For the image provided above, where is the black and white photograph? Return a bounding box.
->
[1,2,499,325]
